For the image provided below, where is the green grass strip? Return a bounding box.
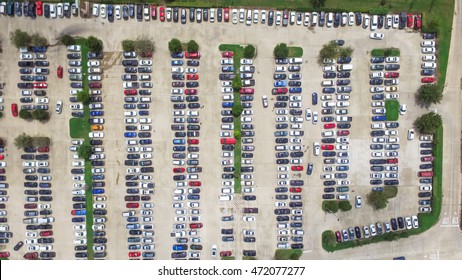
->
[288,46,303,58]
[370,48,400,57]
[385,99,399,121]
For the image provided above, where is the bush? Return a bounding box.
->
[87,36,103,52]
[187,40,199,53]
[77,143,92,160]
[122,40,135,52]
[367,191,388,210]
[168,38,182,53]
[339,47,353,58]
[234,130,241,140]
[274,43,289,58]
[31,33,48,47]
[232,76,242,92]
[338,201,352,211]
[318,41,338,63]
[414,112,443,134]
[232,103,243,117]
[323,200,339,213]
[134,37,155,57]
[60,35,76,46]
[32,137,50,148]
[417,84,443,105]
[77,91,91,105]
[32,109,50,121]
[19,109,33,120]
[14,133,33,149]
[244,44,256,59]
[10,29,31,48]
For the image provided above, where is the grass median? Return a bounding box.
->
[385,99,399,121]
[288,46,303,58]
[371,48,400,57]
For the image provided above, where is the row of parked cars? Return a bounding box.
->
[271,57,305,250]
[420,33,437,84]
[417,134,434,212]
[120,52,155,260]
[316,49,354,201]
[169,51,203,260]
[0,147,11,255]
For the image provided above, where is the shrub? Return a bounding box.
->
[414,112,443,134]
[31,33,48,47]
[168,38,182,53]
[274,43,289,58]
[367,191,388,210]
[77,91,91,105]
[60,35,76,46]
[244,44,256,59]
[122,40,136,52]
[87,36,103,52]
[19,109,33,120]
[135,37,155,57]
[338,201,352,211]
[10,29,31,48]
[32,109,50,121]
[187,40,199,53]
[14,133,33,149]
[77,143,92,160]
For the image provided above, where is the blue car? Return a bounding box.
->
[124,132,137,138]
[222,102,234,108]
[173,244,187,251]
[90,111,103,116]
[93,175,105,180]
[140,139,152,145]
[92,188,105,194]
[74,210,86,216]
[171,60,183,66]
[372,115,386,121]
[274,80,287,87]
[173,139,186,144]
[173,146,186,151]
[72,217,85,223]
[187,194,200,200]
[289,87,302,93]
[139,110,149,116]
[312,92,318,105]
[171,52,184,58]
[32,46,47,52]
[322,87,335,94]
[372,94,384,100]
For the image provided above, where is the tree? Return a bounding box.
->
[10,29,31,48]
[122,40,135,52]
[32,137,51,148]
[87,36,103,52]
[339,201,352,211]
[414,112,443,134]
[234,130,241,140]
[322,231,336,248]
[77,143,92,160]
[323,200,339,213]
[244,44,256,59]
[77,91,91,105]
[32,109,50,121]
[417,84,443,105]
[367,191,388,210]
[187,40,199,53]
[232,103,243,117]
[14,133,33,149]
[311,0,326,8]
[60,35,76,46]
[339,46,353,58]
[134,37,155,57]
[19,109,33,120]
[274,43,289,58]
[232,75,242,92]
[168,38,182,53]
[31,33,48,47]
[318,41,338,64]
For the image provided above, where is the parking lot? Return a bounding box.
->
[0,5,452,260]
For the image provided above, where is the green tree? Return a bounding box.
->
[122,40,135,52]
[311,0,326,8]
[322,231,336,248]
[318,40,338,64]
[14,133,33,149]
[32,137,51,148]
[77,143,92,160]
[234,130,241,140]
[60,35,76,46]
[417,84,443,105]
[339,46,353,58]
[414,112,443,134]
[367,191,388,210]
[339,201,352,211]
[323,200,339,213]
[77,91,91,105]
[168,38,182,53]
[187,40,199,53]
[232,103,243,117]
[32,109,50,121]
[135,37,155,57]
[10,29,31,48]
[87,36,103,52]
[232,75,242,92]
[274,43,289,58]
[19,109,33,120]
[31,33,48,47]
[244,44,256,59]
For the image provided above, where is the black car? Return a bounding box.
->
[323,180,336,186]
[397,217,405,229]
[390,218,398,230]
[337,71,351,78]
[370,57,385,63]
[276,159,289,165]
[385,64,400,71]
[370,79,384,85]
[243,195,256,201]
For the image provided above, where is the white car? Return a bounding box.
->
[35,98,49,104]
[399,104,407,115]
[407,129,415,140]
[385,56,400,63]
[140,60,152,66]
[243,216,256,222]
[370,32,384,40]
[115,5,121,19]
[313,142,320,156]
[70,104,83,110]
[422,47,436,53]
[312,111,318,124]
[88,60,100,67]
[67,45,81,52]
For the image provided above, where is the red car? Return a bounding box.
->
[387,158,398,164]
[57,66,63,79]
[24,252,38,260]
[36,1,43,16]
[384,72,399,78]
[220,251,232,257]
[224,8,229,22]
[407,13,413,28]
[129,252,141,258]
[324,123,336,129]
[24,203,37,209]
[126,203,139,208]
[0,252,10,258]
[39,231,53,237]
[291,166,303,171]
[337,130,350,136]
[184,89,197,95]
[0,169,5,174]
[222,51,234,58]
[414,15,422,30]
[421,77,435,83]
[124,89,137,95]
[272,88,288,94]
[188,139,199,144]
[151,5,156,19]
[189,181,201,187]
[89,82,102,89]
[159,7,165,21]
[173,168,185,173]
[321,145,334,150]
[239,88,254,94]
[185,52,201,59]
[11,103,18,117]
[190,223,203,229]
[37,146,49,153]
[290,187,302,193]
[0,155,4,160]
[186,74,199,80]
[33,82,47,89]
[335,231,342,242]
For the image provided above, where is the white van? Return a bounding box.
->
[322,131,334,137]
[289,57,303,64]
[0,225,9,231]
[219,195,233,201]
[321,80,334,86]
[221,124,234,130]
[275,145,288,151]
